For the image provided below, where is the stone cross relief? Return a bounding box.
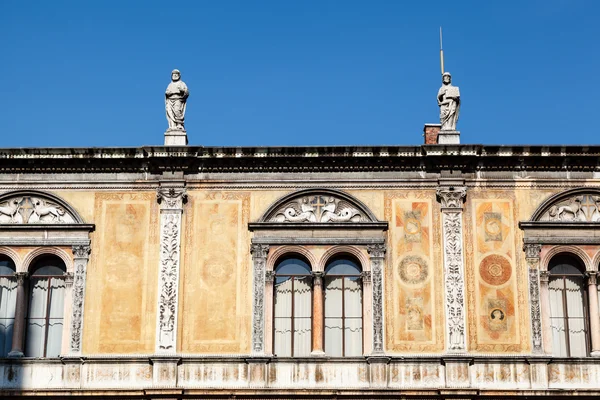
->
[542,194,600,222]
[268,195,366,223]
[0,196,75,224]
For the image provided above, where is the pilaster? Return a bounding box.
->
[250,243,269,355]
[367,243,386,355]
[69,245,90,355]
[524,243,543,354]
[155,185,187,354]
[436,185,467,352]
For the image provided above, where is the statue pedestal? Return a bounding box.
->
[437,130,460,145]
[164,129,188,146]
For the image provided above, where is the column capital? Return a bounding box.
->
[539,270,550,283]
[311,271,324,286]
[436,186,467,209]
[586,271,598,286]
[157,187,187,209]
[265,270,275,283]
[360,270,372,283]
[15,272,28,285]
[250,243,270,259]
[524,243,542,260]
[72,245,91,260]
[367,243,386,258]
[64,272,74,285]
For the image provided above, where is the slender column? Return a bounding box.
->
[524,243,543,354]
[539,271,552,355]
[586,272,600,356]
[8,272,29,357]
[437,186,467,352]
[155,186,187,353]
[367,243,386,355]
[250,243,269,355]
[69,245,90,354]
[311,271,325,355]
[264,270,275,355]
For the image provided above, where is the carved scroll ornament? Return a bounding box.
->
[268,195,367,223]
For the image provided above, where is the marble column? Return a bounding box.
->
[311,271,325,356]
[436,186,467,352]
[586,272,600,356]
[155,187,187,354]
[69,245,91,354]
[8,272,28,358]
[367,243,386,355]
[538,270,552,355]
[250,243,269,355]
[524,243,543,354]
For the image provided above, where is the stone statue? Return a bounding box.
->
[165,69,189,131]
[437,72,460,131]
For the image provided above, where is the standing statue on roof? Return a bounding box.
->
[165,69,189,131]
[437,72,460,131]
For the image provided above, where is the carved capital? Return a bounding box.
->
[63,272,74,284]
[265,270,275,283]
[524,243,542,260]
[312,271,324,286]
[360,270,372,283]
[157,187,187,209]
[72,245,91,260]
[250,243,270,259]
[586,271,598,286]
[436,186,467,209]
[15,272,29,285]
[539,270,550,284]
[367,243,386,258]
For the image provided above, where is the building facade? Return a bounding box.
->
[1,141,600,398]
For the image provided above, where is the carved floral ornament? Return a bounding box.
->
[0,191,81,224]
[260,189,378,224]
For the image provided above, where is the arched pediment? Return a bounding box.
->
[530,188,600,222]
[0,190,84,224]
[259,189,379,223]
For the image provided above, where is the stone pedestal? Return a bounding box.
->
[164,129,188,146]
[437,130,460,144]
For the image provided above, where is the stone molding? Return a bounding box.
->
[251,243,270,354]
[69,244,90,354]
[155,186,186,354]
[438,185,467,352]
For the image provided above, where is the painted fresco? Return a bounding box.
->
[384,191,444,352]
[464,191,528,352]
[84,192,159,354]
[179,191,251,353]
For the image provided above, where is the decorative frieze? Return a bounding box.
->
[155,187,186,353]
[250,243,269,354]
[367,243,386,355]
[524,243,543,354]
[437,187,467,352]
[70,245,90,354]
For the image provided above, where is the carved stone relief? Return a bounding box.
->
[540,194,600,222]
[268,194,368,223]
[251,243,269,354]
[70,245,91,354]
[524,243,543,354]
[0,195,77,223]
[368,243,386,354]
[156,187,186,353]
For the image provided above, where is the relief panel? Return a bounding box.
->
[84,193,159,353]
[384,191,444,352]
[465,192,529,352]
[179,191,251,353]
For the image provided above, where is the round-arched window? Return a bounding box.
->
[324,256,362,357]
[26,256,66,358]
[273,256,312,357]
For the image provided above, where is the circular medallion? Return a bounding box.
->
[405,218,421,235]
[479,254,512,286]
[398,256,428,285]
[485,218,502,236]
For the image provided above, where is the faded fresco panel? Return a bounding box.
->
[84,193,159,354]
[179,191,251,353]
[465,191,529,352]
[384,191,444,352]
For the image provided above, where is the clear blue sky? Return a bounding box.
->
[1,1,597,147]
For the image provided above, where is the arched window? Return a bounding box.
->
[548,254,590,357]
[25,256,66,358]
[324,257,362,356]
[273,256,312,357]
[0,255,17,357]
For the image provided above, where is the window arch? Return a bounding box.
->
[0,255,17,357]
[323,256,363,357]
[273,255,312,357]
[25,255,66,358]
[548,253,590,357]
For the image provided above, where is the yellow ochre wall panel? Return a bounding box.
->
[83,192,159,354]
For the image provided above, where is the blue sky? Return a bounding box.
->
[0,1,597,147]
